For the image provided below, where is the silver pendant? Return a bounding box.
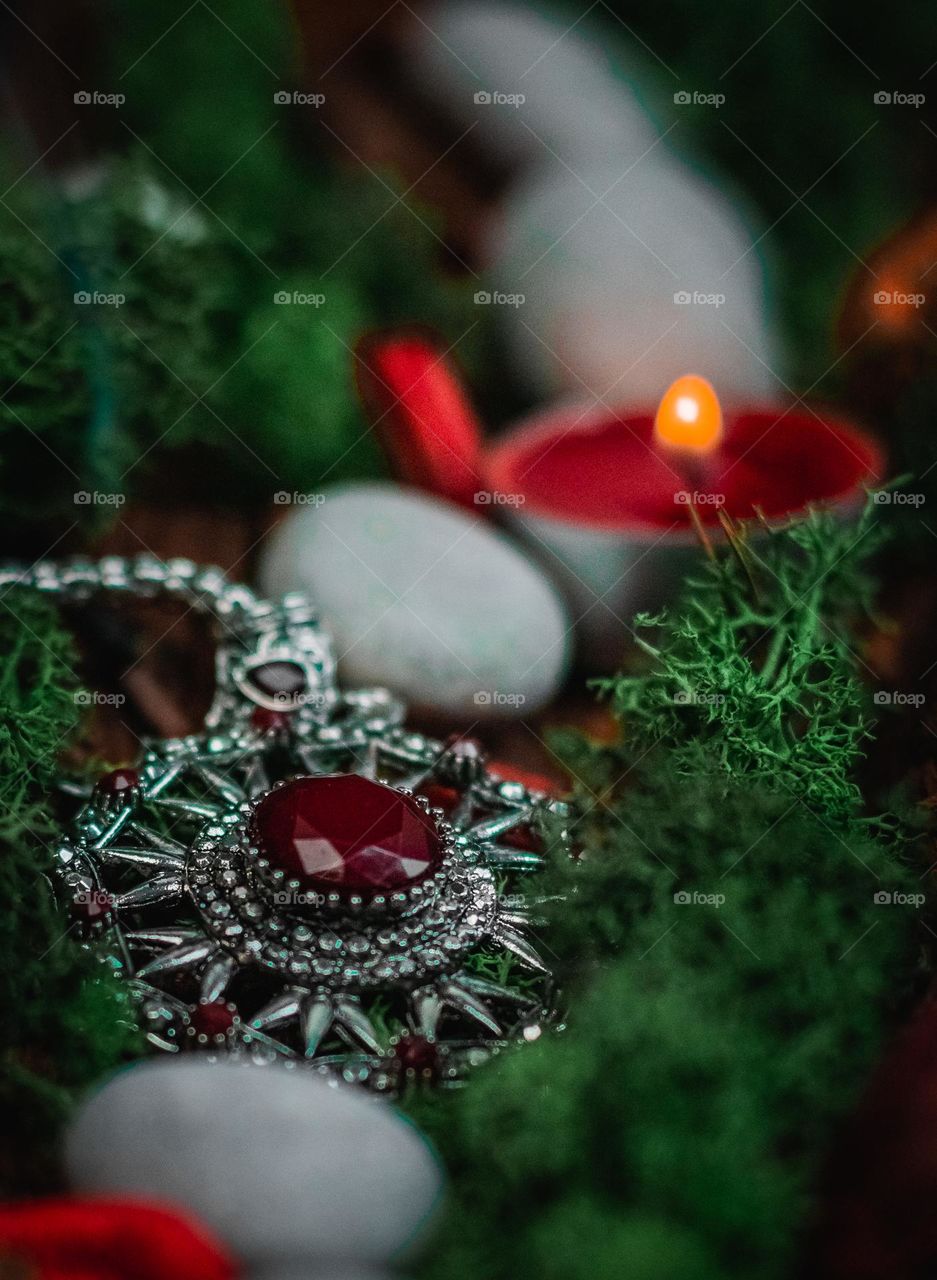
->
[8,555,572,1092]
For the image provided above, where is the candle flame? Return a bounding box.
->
[654,375,723,454]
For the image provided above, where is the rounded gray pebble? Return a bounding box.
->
[260,483,570,718]
[65,1059,442,1266]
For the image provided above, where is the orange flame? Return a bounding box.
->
[654,375,724,454]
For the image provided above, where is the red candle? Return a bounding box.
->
[358,335,884,662]
[486,373,881,531]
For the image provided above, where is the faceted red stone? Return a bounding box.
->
[70,889,113,925]
[191,1001,235,1038]
[252,775,442,899]
[95,767,139,796]
[250,705,292,734]
[393,1034,439,1079]
[503,823,543,854]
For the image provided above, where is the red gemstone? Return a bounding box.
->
[70,889,113,924]
[95,767,139,796]
[191,1001,235,1038]
[503,823,543,854]
[252,775,442,899]
[394,1034,439,1079]
[251,706,292,734]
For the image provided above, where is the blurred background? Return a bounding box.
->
[1,0,936,766]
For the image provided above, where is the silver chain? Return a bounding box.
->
[0,554,340,728]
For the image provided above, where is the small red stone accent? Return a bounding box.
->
[253,774,442,900]
[70,889,114,925]
[503,823,543,854]
[191,1002,236,1038]
[250,706,292,734]
[393,1034,440,1079]
[95,767,140,796]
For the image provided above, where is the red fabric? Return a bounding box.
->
[422,762,564,810]
[356,332,483,509]
[0,1197,236,1280]
[490,761,563,794]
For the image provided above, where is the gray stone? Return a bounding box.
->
[260,483,569,718]
[65,1060,442,1267]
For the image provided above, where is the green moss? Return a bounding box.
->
[592,505,883,820]
[0,215,95,532]
[410,506,925,1280]
[414,770,922,1280]
[0,592,140,1194]
[0,0,485,543]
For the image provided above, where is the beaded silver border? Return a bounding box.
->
[188,785,498,990]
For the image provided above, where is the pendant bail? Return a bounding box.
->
[208,594,339,728]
